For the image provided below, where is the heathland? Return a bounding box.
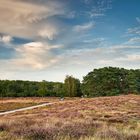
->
[0,95,140,140]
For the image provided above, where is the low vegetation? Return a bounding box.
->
[0,95,140,140]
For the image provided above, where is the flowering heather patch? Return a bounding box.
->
[0,95,140,140]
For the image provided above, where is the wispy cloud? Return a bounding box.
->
[125,17,140,37]
[83,38,105,43]
[124,37,140,44]
[116,54,140,61]
[42,42,138,74]
[73,22,94,32]
[127,27,140,36]
[85,0,113,18]
[136,17,140,23]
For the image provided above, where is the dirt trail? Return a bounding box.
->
[0,102,54,116]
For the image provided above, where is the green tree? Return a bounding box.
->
[37,80,47,97]
[0,67,139,97]
[134,69,140,93]
[64,75,81,97]
[82,67,131,97]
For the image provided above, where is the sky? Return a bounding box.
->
[0,0,140,82]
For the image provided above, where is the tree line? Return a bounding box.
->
[0,67,140,97]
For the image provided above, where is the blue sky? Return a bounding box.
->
[0,0,140,82]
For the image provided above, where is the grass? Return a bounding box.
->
[0,94,140,140]
[0,102,38,112]
[0,97,60,112]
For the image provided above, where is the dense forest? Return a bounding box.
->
[0,67,140,97]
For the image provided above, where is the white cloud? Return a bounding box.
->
[89,13,105,17]
[0,42,139,81]
[127,27,140,36]
[0,42,62,70]
[0,35,13,44]
[83,37,105,43]
[0,0,65,39]
[125,37,140,44]
[116,54,140,61]
[125,18,140,42]
[57,44,140,71]
[73,22,94,32]
[38,24,58,40]
[86,0,112,18]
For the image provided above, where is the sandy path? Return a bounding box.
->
[0,102,54,116]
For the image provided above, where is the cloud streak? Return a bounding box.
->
[73,22,94,32]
